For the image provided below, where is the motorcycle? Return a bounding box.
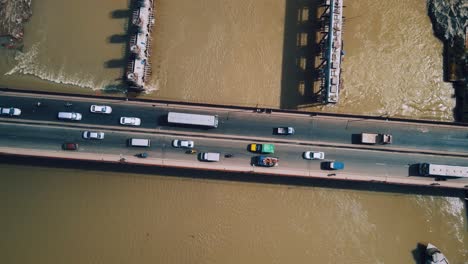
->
[135,152,148,158]
[186,149,197,154]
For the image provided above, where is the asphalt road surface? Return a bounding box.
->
[1,93,468,155]
[1,122,467,185]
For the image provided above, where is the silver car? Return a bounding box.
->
[303,151,325,160]
[172,139,194,148]
[82,131,105,140]
[90,105,112,114]
[120,117,141,126]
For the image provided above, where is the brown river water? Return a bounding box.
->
[0,0,465,262]
[1,163,467,263]
[0,0,455,120]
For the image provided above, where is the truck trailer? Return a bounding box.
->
[419,163,468,178]
[360,133,392,144]
[167,112,219,128]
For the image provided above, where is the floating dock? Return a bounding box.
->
[316,0,344,103]
[126,0,155,91]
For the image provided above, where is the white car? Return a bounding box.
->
[120,117,141,126]
[0,107,21,116]
[90,105,112,114]
[58,112,82,121]
[82,131,105,140]
[303,151,325,160]
[172,139,194,148]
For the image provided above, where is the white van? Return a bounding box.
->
[58,112,82,121]
[198,152,220,162]
[127,138,151,147]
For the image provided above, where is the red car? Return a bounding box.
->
[62,143,78,150]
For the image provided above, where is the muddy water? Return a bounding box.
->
[0,0,455,120]
[148,0,284,106]
[0,0,129,95]
[0,164,466,263]
[0,1,465,260]
[315,0,455,120]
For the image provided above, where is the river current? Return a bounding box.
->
[0,164,467,263]
[0,0,467,262]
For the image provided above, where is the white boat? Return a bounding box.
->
[426,243,449,264]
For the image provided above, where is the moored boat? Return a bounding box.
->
[425,243,449,264]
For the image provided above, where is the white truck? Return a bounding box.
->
[167,112,219,128]
[198,152,220,162]
[127,138,151,147]
[360,133,392,144]
[419,163,468,178]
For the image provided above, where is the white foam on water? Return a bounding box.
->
[5,42,102,90]
[415,195,466,244]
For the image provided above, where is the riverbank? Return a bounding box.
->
[427,0,467,122]
[0,0,32,47]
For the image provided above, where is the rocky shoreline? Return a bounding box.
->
[0,0,32,48]
[427,0,467,122]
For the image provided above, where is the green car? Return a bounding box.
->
[249,143,275,154]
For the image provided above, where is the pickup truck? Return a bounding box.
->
[275,127,295,135]
[360,133,392,144]
[249,143,275,154]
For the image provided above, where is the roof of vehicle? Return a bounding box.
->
[62,143,78,150]
[262,144,275,153]
[331,161,344,169]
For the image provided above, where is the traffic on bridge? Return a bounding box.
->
[1,91,468,189]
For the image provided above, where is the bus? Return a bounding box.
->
[419,163,468,178]
[167,112,219,128]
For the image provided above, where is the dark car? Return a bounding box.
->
[62,143,79,150]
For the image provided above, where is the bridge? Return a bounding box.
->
[315,0,344,103]
[1,90,468,190]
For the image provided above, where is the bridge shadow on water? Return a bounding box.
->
[1,155,465,199]
[280,0,326,110]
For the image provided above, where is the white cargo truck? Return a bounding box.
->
[419,163,468,178]
[360,133,392,144]
[127,138,151,147]
[198,152,220,162]
[167,112,219,128]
